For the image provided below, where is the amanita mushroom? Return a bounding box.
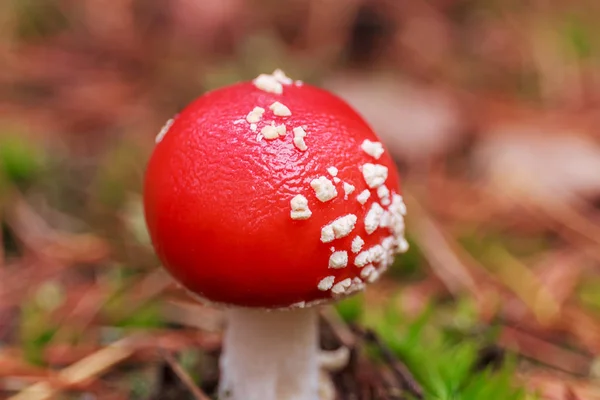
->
[143,70,408,400]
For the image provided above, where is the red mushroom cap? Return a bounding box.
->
[144,71,408,308]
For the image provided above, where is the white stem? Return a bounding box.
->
[219,307,320,400]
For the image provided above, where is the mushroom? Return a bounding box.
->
[143,70,409,400]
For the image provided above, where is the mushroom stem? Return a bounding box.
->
[219,307,320,400]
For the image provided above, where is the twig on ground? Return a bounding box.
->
[498,325,592,376]
[406,195,483,298]
[321,306,357,348]
[160,350,212,400]
[8,335,139,400]
[356,326,424,399]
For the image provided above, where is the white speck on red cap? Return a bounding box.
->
[269,101,292,117]
[370,245,385,263]
[381,236,395,252]
[293,127,307,137]
[260,121,285,139]
[361,140,384,159]
[351,236,364,253]
[354,245,384,267]
[377,185,390,205]
[356,189,370,205]
[362,163,388,188]
[311,176,338,202]
[366,269,381,283]
[379,211,391,228]
[327,166,338,177]
[364,202,384,234]
[354,251,370,267]
[290,194,312,220]
[293,126,308,151]
[253,74,283,94]
[360,265,376,279]
[246,107,265,123]
[332,215,358,237]
[293,137,307,151]
[331,278,352,295]
[390,194,407,215]
[346,278,365,294]
[275,123,286,136]
[329,251,348,269]
[388,194,409,253]
[261,125,279,139]
[397,237,409,253]
[156,118,174,144]
[380,236,397,268]
[321,225,334,243]
[318,276,335,291]
[272,69,293,85]
[343,182,355,199]
[320,214,358,243]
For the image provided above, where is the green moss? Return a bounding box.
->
[578,277,600,313]
[388,234,425,280]
[19,301,57,366]
[0,134,43,188]
[563,15,593,59]
[93,140,145,211]
[335,293,365,324]
[13,0,69,41]
[459,229,549,265]
[364,298,530,399]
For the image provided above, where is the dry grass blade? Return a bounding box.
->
[560,306,600,355]
[486,246,561,326]
[522,370,600,400]
[409,193,571,326]
[523,200,600,264]
[498,326,592,375]
[0,353,49,379]
[160,350,212,400]
[539,201,600,247]
[8,336,139,400]
[534,250,585,308]
[162,297,225,332]
[406,195,482,297]
[6,194,109,264]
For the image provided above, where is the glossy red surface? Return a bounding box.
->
[144,79,402,308]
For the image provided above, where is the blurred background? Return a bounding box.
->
[2,0,600,399]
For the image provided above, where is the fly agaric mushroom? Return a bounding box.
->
[144,69,408,400]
